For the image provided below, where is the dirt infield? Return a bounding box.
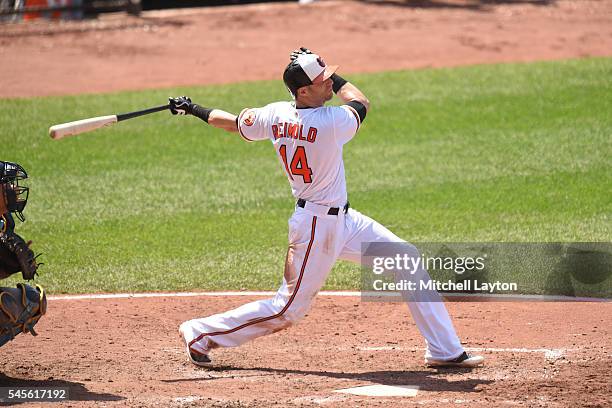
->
[1,295,611,407]
[1,0,611,406]
[1,0,611,98]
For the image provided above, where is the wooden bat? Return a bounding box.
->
[49,104,170,140]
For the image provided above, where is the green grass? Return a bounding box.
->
[1,58,610,294]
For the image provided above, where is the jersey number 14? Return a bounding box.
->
[279,145,313,183]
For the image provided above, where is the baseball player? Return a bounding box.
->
[0,160,46,348]
[172,48,484,368]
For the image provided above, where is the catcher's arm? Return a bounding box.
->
[0,230,40,281]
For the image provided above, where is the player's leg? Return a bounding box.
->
[180,208,344,361]
[338,208,478,364]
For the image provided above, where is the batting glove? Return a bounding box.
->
[290,46,313,61]
[169,96,193,115]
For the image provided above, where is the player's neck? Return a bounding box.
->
[295,96,324,109]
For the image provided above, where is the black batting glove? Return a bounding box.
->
[169,96,193,115]
[290,46,313,61]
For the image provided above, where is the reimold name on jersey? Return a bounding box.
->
[272,122,317,143]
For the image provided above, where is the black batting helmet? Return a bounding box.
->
[1,161,29,222]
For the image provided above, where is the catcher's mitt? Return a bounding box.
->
[0,230,40,281]
[0,283,46,348]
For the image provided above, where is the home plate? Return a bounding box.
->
[334,385,419,397]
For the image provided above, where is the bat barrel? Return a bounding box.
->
[49,115,117,140]
[49,103,169,140]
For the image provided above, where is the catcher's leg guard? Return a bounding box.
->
[0,283,47,348]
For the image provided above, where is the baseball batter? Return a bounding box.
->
[172,48,484,368]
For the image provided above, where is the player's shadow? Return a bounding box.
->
[0,373,124,406]
[164,366,492,392]
[359,0,556,10]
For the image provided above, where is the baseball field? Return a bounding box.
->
[1,0,611,407]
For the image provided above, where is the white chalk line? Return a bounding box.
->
[48,291,609,302]
[49,291,280,300]
[357,346,574,361]
[166,344,572,361]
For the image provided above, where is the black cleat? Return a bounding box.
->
[426,351,484,368]
[179,327,212,367]
[187,349,212,367]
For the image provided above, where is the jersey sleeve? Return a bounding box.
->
[332,105,361,145]
[237,107,269,142]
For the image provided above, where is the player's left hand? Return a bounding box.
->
[290,47,313,61]
[0,230,40,281]
[169,96,193,115]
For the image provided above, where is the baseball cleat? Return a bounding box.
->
[426,351,484,368]
[179,327,212,367]
[186,348,212,367]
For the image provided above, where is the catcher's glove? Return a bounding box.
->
[0,283,47,348]
[0,230,40,281]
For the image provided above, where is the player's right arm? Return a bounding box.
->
[328,74,369,145]
[333,77,370,114]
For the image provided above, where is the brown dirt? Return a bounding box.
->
[0,0,611,98]
[1,0,611,406]
[1,296,611,407]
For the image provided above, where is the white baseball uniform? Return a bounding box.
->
[180,101,465,361]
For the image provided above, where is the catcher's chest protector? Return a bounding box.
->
[0,283,47,348]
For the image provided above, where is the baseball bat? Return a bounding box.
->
[49,104,170,140]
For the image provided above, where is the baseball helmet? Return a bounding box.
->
[0,161,29,222]
[283,53,338,97]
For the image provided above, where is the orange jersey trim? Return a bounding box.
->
[237,108,255,142]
